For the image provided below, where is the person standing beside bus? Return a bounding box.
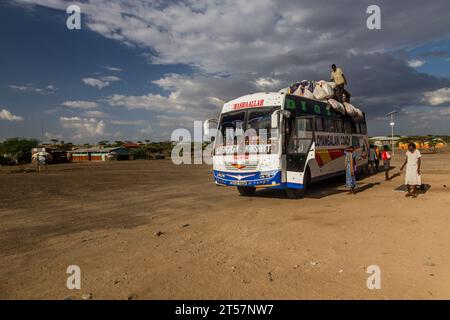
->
[374,146,381,171]
[344,146,359,195]
[381,145,391,180]
[330,64,347,103]
[400,143,422,198]
[368,145,377,174]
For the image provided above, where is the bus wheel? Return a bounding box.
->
[237,186,256,196]
[286,188,305,199]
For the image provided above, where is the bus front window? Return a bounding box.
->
[218,111,245,141]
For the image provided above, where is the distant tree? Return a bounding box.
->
[130,147,149,160]
[83,143,92,148]
[0,138,39,164]
[98,140,109,147]
[50,139,59,145]
[145,139,150,145]
[114,140,124,147]
[59,142,74,151]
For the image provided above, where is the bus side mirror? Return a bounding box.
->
[203,119,218,136]
[271,112,279,129]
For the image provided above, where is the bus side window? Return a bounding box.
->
[287,118,312,153]
[335,120,343,133]
[315,117,324,132]
[355,123,361,134]
[352,136,361,147]
[324,119,335,132]
[360,122,367,135]
[296,118,312,138]
[344,121,352,134]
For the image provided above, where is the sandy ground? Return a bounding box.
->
[0,148,449,300]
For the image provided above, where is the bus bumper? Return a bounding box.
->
[213,170,283,188]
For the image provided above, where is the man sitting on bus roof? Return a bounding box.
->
[330,64,347,103]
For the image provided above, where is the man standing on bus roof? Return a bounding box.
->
[330,64,347,103]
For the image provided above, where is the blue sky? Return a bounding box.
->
[1,0,450,143]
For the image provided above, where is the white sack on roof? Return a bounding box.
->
[343,102,358,117]
[328,99,346,115]
[313,80,334,100]
[343,102,364,120]
[293,86,314,99]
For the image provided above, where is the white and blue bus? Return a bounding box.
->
[205,92,368,198]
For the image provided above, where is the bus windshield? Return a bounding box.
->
[218,111,245,139]
[218,107,277,140]
[246,109,273,133]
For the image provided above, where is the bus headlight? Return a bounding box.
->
[216,172,226,178]
[260,170,278,179]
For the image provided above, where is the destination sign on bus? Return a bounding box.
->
[216,144,272,154]
[233,99,265,110]
[315,133,351,148]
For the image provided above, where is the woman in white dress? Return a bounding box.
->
[400,143,421,198]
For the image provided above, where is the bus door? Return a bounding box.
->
[285,116,313,187]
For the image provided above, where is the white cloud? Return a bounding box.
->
[156,114,198,128]
[107,73,238,119]
[44,108,59,115]
[13,0,450,136]
[8,83,57,94]
[105,66,122,72]
[0,108,25,121]
[82,75,121,89]
[439,108,450,116]
[111,119,146,125]
[407,59,425,68]
[423,87,450,105]
[253,77,282,90]
[82,78,110,90]
[16,0,450,77]
[107,93,185,111]
[62,100,99,109]
[208,96,225,107]
[83,110,109,118]
[101,76,121,82]
[139,126,153,134]
[60,116,106,140]
[44,132,64,141]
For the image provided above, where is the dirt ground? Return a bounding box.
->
[1,148,449,300]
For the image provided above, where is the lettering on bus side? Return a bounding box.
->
[315,132,351,148]
[287,96,330,116]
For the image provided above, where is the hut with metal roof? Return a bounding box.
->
[68,147,129,162]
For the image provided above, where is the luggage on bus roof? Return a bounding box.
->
[327,98,346,115]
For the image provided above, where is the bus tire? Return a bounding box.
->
[303,167,311,191]
[237,186,256,196]
[285,167,310,199]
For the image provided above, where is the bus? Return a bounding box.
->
[205,92,369,198]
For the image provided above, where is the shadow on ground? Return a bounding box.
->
[252,171,383,199]
[394,184,431,196]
